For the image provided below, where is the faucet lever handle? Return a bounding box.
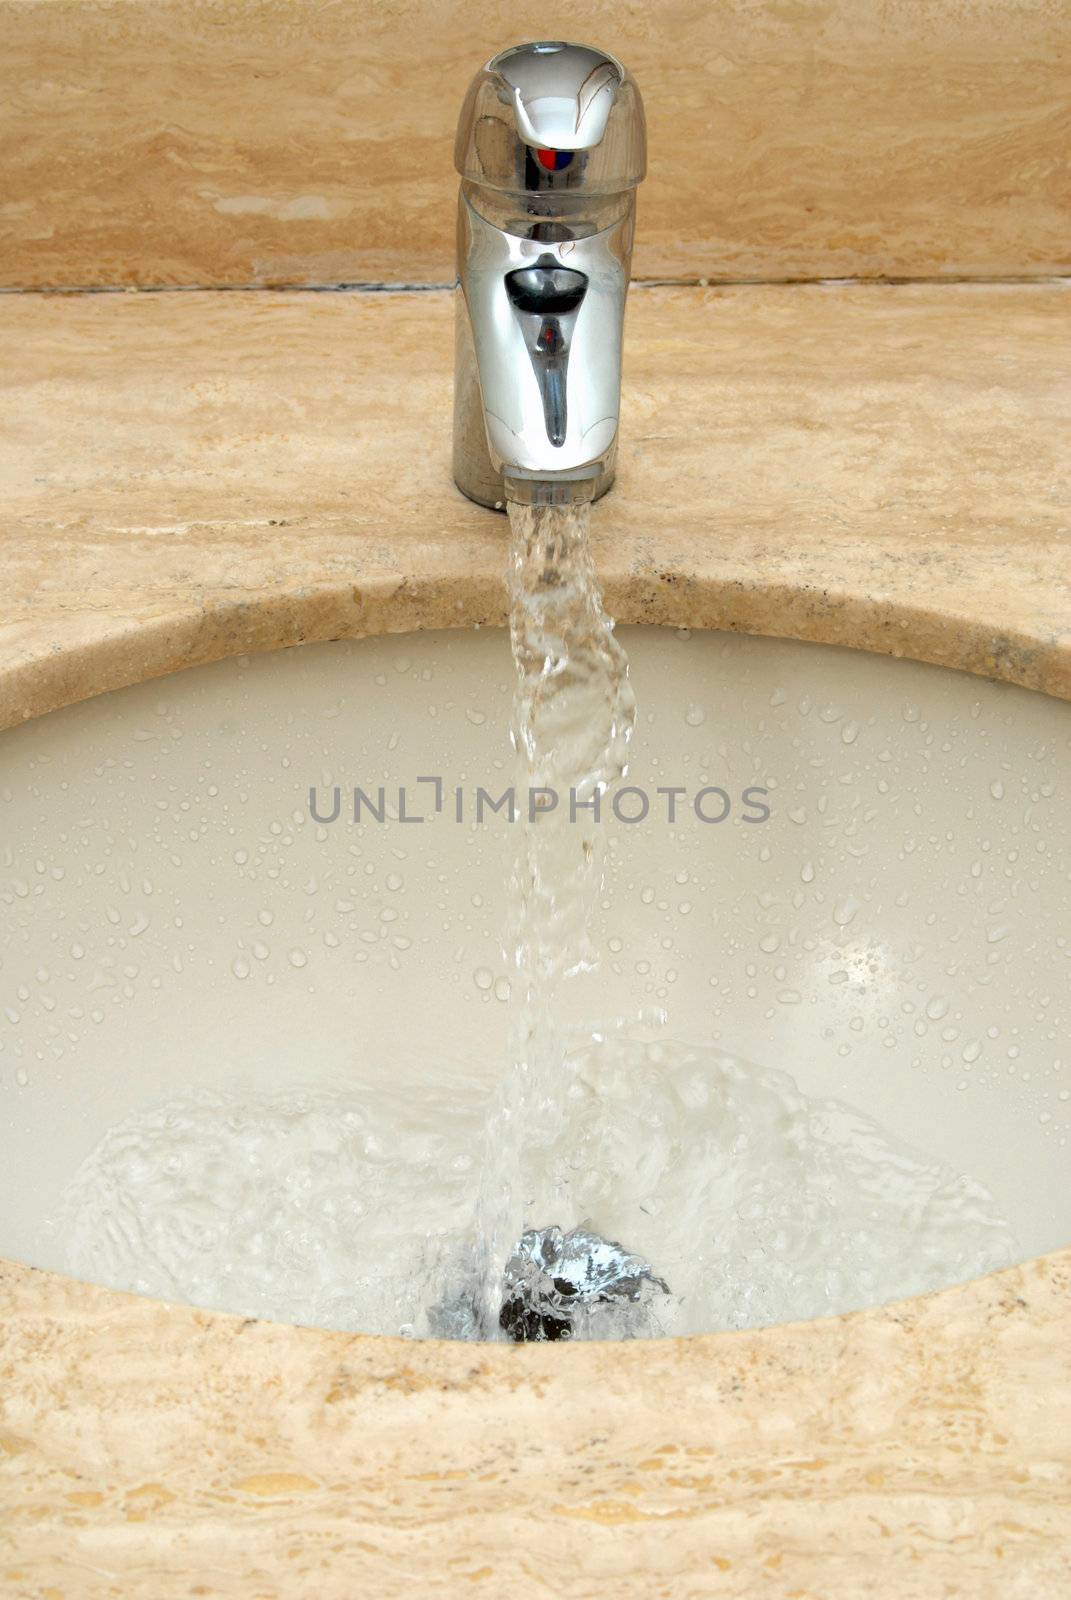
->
[504,259,589,317]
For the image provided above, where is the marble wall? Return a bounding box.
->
[2,0,1068,289]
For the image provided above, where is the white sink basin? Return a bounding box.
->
[1,627,1067,1318]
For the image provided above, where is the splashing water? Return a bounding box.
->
[46,1036,1018,1337]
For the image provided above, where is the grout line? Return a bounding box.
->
[0,275,1068,298]
[0,281,456,297]
[637,274,1071,289]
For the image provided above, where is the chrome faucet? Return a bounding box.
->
[453,42,646,508]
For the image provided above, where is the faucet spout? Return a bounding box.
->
[453,42,646,510]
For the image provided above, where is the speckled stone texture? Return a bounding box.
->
[2,281,1068,735]
[2,0,1069,289]
[1,1252,1070,1597]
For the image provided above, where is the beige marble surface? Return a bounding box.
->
[1,276,1070,1594]
[0,1248,1068,1597]
[2,280,1069,735]
[2,0,1069,290]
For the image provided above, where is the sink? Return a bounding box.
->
[1,625,1068,1315]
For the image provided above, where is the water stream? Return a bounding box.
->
[469,498,640,1337]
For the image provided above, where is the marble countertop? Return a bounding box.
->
[2,1249,1069,1598]
[2,281,1069,738]
[1,278,1069,1596]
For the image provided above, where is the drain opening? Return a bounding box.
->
[498,1225,669,1342]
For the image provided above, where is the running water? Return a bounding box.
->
[467,497,638,1337]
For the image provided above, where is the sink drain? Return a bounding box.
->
[498,1225,669,1342]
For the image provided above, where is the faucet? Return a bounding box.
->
[453,42,646,509]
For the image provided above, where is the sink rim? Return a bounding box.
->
[3,557,1070,742]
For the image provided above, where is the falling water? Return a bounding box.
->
[464,496,642,1337]
[504,497,636,986]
